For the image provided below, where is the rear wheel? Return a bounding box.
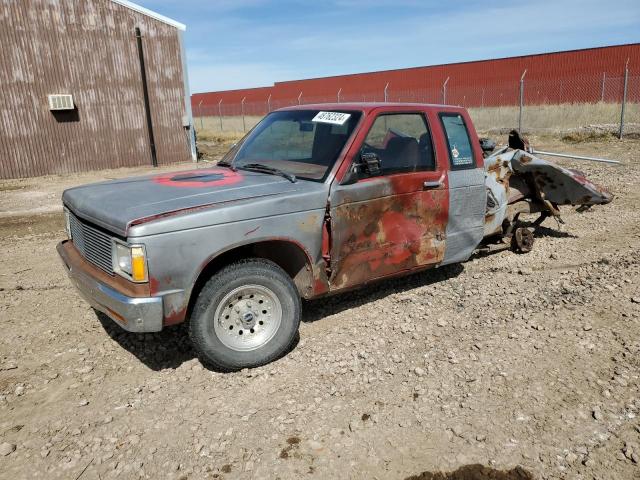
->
[189,259,301,371]
[511,226,535,253]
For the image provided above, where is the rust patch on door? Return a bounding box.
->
[330,179,447,290]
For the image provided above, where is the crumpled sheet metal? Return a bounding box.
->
[483,149,612,237]
[511,150,613,206]
[484,150,516,236]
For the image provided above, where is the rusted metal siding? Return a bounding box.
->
[192,44,640,115]
[0,0,191,179]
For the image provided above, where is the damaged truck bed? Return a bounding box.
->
[483,133,613,253]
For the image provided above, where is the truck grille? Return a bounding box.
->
[68,211,114,274]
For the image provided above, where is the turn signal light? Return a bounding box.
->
[131,247,147,282]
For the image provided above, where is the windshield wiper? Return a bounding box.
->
[216,160,236,171]
[236,163,297,183]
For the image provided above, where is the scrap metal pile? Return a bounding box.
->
[482,131,614,253]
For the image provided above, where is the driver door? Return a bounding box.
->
[328,112,448,291]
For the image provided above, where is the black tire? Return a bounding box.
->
[189,259,301,371]
[511,226,534,254]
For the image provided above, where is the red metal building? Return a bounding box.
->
[192,44,639,116]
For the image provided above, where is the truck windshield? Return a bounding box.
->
[222,110,362,181]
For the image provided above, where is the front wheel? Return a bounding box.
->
[189,259,301,371]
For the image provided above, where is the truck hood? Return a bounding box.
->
[63,167,307,236]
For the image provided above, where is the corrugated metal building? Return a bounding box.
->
[192,43,639,115]
[0,0,195,179]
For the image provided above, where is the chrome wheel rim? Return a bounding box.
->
[213,284,282,352]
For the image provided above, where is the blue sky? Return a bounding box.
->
[134,0,640,94]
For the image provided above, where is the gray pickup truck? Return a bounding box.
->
[58,103,610,370]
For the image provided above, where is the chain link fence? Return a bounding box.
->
[194,71,639,138]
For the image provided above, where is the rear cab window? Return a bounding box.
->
[439,113,475,170]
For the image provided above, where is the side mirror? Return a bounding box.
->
[360,152,382,176]
[341,152,382,185]
[479,137,496,154]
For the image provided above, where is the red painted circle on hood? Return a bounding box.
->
[154,168,243,188]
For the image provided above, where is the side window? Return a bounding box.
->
[439,113,475,170]
[361,113,435,174]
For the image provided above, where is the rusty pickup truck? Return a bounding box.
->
[58,103,611,370]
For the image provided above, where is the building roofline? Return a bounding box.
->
[192,85,274,96]
[110,0,186,30]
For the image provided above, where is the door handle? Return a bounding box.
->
[423,180,442,189]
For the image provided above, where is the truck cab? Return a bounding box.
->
[322,104,485,291]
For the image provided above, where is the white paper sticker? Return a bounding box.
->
[312,111,351,125]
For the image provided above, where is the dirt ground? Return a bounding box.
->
[0,134,639,480]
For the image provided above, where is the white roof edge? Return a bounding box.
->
[110,0,186,30]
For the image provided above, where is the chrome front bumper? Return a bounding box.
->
[57,241,163,332]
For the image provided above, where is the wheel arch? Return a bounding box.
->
[185,238,315,323]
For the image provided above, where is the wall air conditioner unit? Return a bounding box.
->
[48,94,74,111]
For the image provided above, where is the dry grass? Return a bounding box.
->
[468,102,639,133]
[196,130,245,144]
[194,115,263,137]
[560,130,617,143]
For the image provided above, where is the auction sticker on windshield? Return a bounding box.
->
[312,111,351,125]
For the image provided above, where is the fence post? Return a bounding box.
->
[197,100,203,131]
[518,69,527,133]
[619,59,629,139]
[218,99,223,131]
[442,77,449,104]
[481,89,485,108]
[601,72,606,102]
[384,82,389,102]
[337,88,342,103]
[241,97,246,132]
[267,94,271,113]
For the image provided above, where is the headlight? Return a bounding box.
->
[112,241,148,283]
